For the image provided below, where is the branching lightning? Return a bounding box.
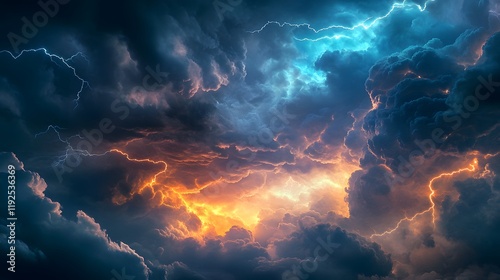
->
[35,125,89,167]
[58,147,171,202]
[65,51,90,65]
[116,150,169,195]
[74,147,239,237]
[370,159,477,238]
[0,48,90,107]
[36,124,87,164]
[6,48,92,170]
[35,124,67,140]
[249,0,437,42]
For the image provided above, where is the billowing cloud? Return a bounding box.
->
[1,0,499,279]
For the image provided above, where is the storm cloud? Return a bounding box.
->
[1,0,499,279]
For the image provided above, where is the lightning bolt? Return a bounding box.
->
[56,147,168,187]
[86,149,168,193]
[249,0,437,42]
[73,147,254,237]
[35,125,67,140]
[73,148,223,237]
[0,48,90,108]
[370,159,477,238]
[59,147,170,200]
[37,128,177,208]
[64,51,90,65]
[35,125,88,167]
[485,152,500,159]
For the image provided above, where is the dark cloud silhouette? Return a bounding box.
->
[0,152,151,280]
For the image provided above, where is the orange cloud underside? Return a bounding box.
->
[108,145,492,242]
[114,148,358,238]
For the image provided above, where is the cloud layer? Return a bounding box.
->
[1,0,500,279]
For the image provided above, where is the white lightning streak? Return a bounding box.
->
[0,48,90,108]
[249,0,437,42]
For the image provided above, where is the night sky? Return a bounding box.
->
[1,0,500,279]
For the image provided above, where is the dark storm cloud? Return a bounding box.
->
[0,0,247,143]
[0,0,255,206]
[346,26,500,231]
[439,156,500,272]
[273,224,393,280]
[301,50,375,146]
[1,0,500,279]
[392,155,500,279]
[166,262,207,280]
[134,223,393,280]
[0,151,394,280]
[0,0,386,194]
[245,0,410,28]
[0,152,152,280]
[360,29,500,173]
[441,177,500,265]
[0,0,247,90]
[346,166,393,229]
[341,2,500,274]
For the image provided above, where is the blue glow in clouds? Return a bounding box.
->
[249,0,437,42]
[249,0,439,98]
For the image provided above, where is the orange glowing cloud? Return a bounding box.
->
[102,143,358,240]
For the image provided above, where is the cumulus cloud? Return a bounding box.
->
[0,152,151,280]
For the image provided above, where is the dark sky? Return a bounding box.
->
[1,0,500,279]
